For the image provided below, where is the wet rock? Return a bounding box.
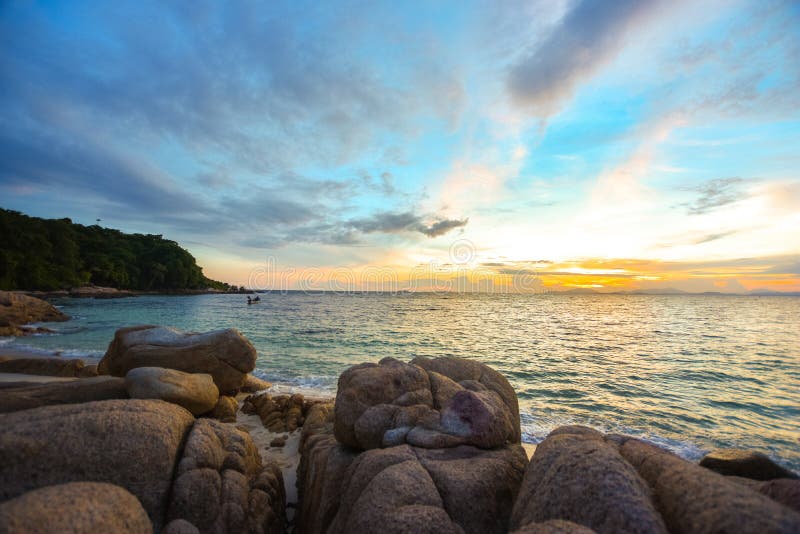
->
[699,448,798,480]
[270,436,287,448]
[510,426,666,534]
[125,367,219,415]
[0,482,152,534]
[205,395,238,423]
[334,357,518,450]
[241,374,272,393]
[620,437,800,533]
[98,325,257,392]
[0,357,87,377]
[0,376,128,413]
[168,418,285,533]
[0,399,195,530]
[0,291,68,336]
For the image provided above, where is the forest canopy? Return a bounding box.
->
[0,208,230,291]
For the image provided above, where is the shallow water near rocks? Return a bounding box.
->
[5,292,799,470]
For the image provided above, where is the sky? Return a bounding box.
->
[1,0,799,292]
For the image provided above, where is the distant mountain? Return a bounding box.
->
[624,287,688,295]
[748,288,800,296]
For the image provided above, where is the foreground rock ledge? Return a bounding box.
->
[98,325,257,392]
[0,398,285,533]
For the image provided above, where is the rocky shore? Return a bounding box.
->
[0,313,798,532]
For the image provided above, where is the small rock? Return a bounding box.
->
[205,395,237,422]
[241,374,272,393]
[699,448,798,480]
[270,436,287,447]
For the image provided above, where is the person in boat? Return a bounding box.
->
[247,296,252,304]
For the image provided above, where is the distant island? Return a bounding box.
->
[0,208,231,292]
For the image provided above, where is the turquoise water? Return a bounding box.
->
[4,292,799,470]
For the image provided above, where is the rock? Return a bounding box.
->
[0,357,88,377]
[167,418,286,533]
[206,395,238,422]
[297,413,526,534]
[271,436,287,447]
[0,399,194,530]
[510,426,666,534]
[125,367,219,416]
[620,437,800,533]
[727,477,800,513]
[334,357,518,450]
[79,363,99,377]
[0,291,68,336]
[411,356,521,442]
[699,448,798,480]
[0,376,128,413]
[69,285,136,298]
[414,444,528,534]
[243,393,319,433]
[241,374,272,393]
[163,518,201,534]
[0,482,152,534]
[334,358,432,448]
[512,520,596,533]
[98,325,257,392]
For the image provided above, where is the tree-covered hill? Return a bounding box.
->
[0,208,231,292]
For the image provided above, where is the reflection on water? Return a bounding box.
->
[9,292,800,469]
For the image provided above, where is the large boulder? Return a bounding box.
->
[334,357,518,450]
[125,367,219,415]
[0,291,68,336]
[510,426,666,534]
[297,406,526,534]
[699,448,798,480]
[167,418,286,533]
[0,482,152,534]
[620,437,800,533]
[0,399,195,530]
[0,376,128,413]
[98,326,257,392]
[0,357,89,377]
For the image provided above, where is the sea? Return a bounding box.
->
[3,292,798,470]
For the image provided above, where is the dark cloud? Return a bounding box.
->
[507,0,664,116]
[685,178,747,215]
[350,211,468,238]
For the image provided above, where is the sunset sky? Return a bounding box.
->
[1,1,798,292]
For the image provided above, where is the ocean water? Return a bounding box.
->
[5,292,799,470]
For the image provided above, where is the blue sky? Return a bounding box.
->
[1,0,798,291]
